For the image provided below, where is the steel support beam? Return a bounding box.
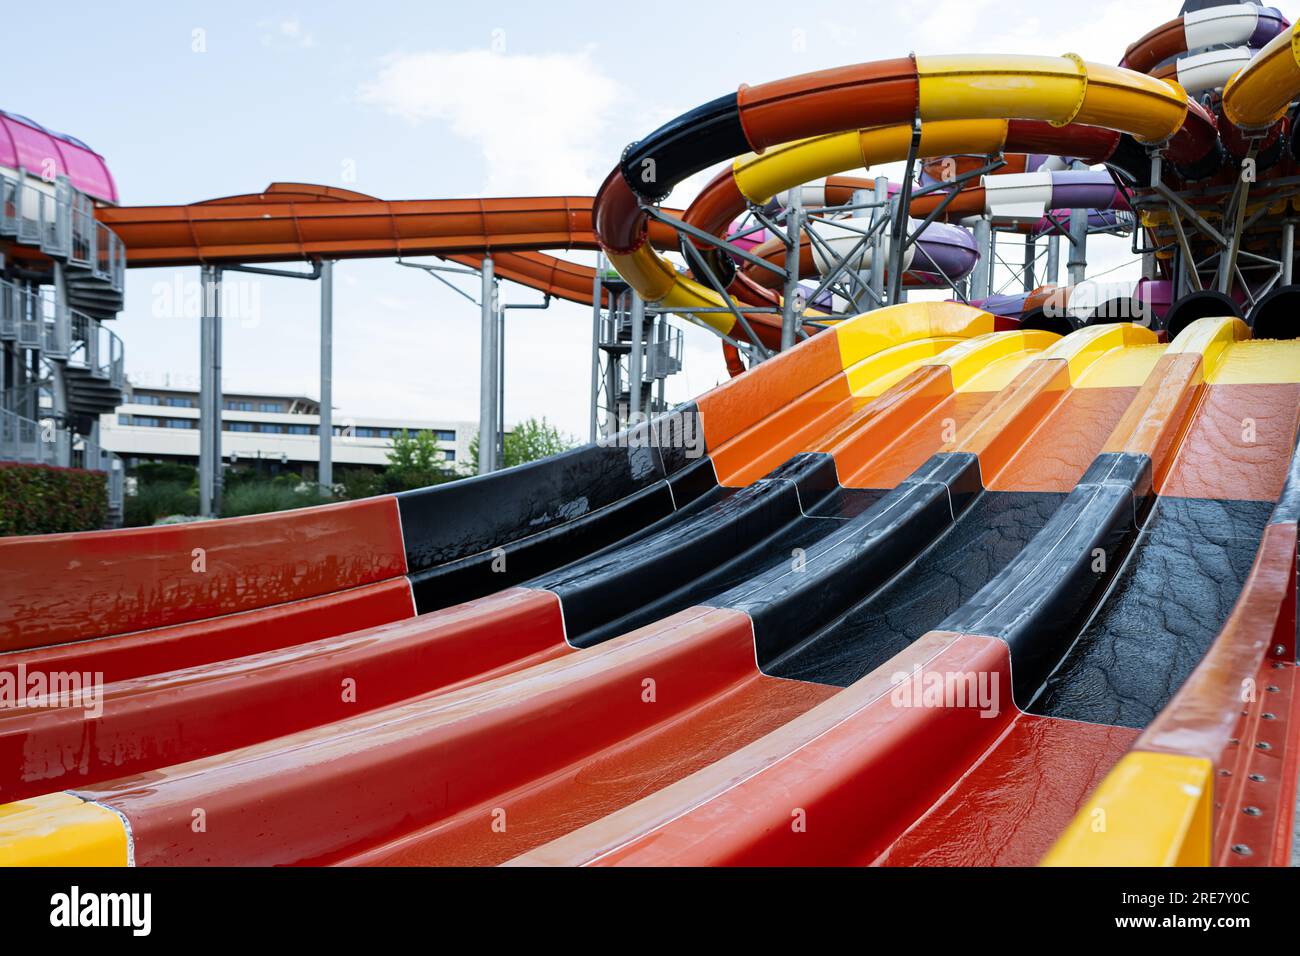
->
[870,177,889,306]
[199,265,223,517]
[781,187,803,350]
[589,255,603,442]
[318,259,333,491]
[1045,234,1060,286]
[888,119,923,305]
[628,292,645,424]
[478,257,498,474]
[1283,221,1296,286]
[971,217,992,299]
[1067,208,1088,285]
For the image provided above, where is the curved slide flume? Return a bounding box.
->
[596,54,1204,316]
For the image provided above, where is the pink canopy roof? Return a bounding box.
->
[0,110,117,204]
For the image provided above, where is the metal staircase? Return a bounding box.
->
[1,169,127,525]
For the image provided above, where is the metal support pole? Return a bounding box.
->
[888,119,923,305]
[1282,221,1295,286]
[1045,234,1060,286]
[1022,234,1036,293]
[781,187,803,351]
[50,260,70,467]
[318,259,333,491]
[199,265,223,517]
[971,217,992,300]
[1218,160,1253,295]
[870,177,888,306]
[478,257,497,474]
[1067,208,1088,286]
[628,292,646,425]
[655,313,667,412]
[589,256,603,442]
[497,303,505,465]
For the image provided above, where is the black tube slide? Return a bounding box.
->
[1248,284,1300,340]
[1163,290,1241,339]
[705,452,983,666]
[940,452,1155,706]
[398,407,712,612]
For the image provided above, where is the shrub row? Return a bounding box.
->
[0,462,107,536]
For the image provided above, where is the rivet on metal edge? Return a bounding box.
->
[1249,773,1266,782]
[1256,741,1272,750]
[1231,844,1253,856]
[1262,712,1276,720]
[1243,806,1263,816]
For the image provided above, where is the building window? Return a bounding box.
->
[163,418,193,429]
[259,424,284,434]
[117,414,130,425]
[443,449,456,461]
[434,429,456,442]
[228,422,254,432]
[133,395,161,406]
[164,397,194,408]
[224,400,254,412]
[287,425,311,435]
[258,402,281,413]
[133,416,161,428]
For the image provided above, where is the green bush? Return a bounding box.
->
[385,429,458,491]
[220,480,335,518]
[124,480,198,527]
[465,417,575,475]
[337,467,386,500]
[134,461,197,487]
[0,463,107,536]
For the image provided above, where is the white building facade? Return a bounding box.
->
[101,384,475,474]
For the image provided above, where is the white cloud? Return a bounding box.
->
[357,48,622,195]
[259,16,316,49]
[899,0,1138,63]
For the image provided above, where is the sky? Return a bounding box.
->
[3,0,1171,438]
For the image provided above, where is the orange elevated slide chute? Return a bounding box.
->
[99,182,813,349]
[97,182,680,308]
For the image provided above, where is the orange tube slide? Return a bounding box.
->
[97,182,682,308]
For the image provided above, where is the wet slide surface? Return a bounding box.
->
[1,306,1297,870]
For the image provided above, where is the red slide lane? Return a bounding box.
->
[0,496,408,654]
[74,607,833,866]
[512,636,1130,867]
[0,579,414,687]
[0,588,564,802]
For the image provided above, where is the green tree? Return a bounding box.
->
[466,417,575,474]
[383,428,458,491]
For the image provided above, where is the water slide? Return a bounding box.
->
[2,29,1299,868]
